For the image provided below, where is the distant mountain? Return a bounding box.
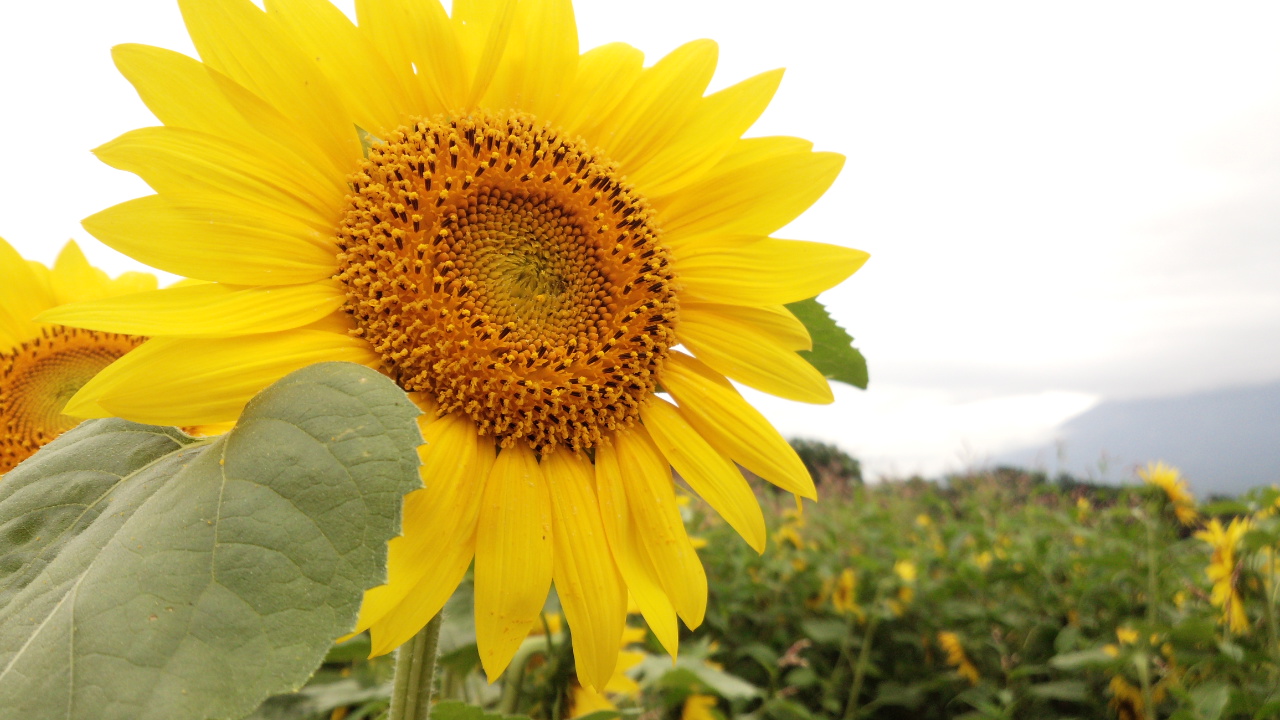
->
[998,380,1280,496]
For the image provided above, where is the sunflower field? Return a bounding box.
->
[242,458,1280,720]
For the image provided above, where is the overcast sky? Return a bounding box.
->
[2,1,1278,478]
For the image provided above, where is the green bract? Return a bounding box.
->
[0,362,422,720]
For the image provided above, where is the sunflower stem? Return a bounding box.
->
[843,608,881,720]
[388,613,444,720]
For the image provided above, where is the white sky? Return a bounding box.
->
[1,1,1278,478]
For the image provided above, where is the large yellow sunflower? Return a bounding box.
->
[48,0,868,690]
[0,238,156,472]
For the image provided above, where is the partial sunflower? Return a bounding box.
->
[0,238,156,473]
[1139,460,1198,526]
[49,0,868,690]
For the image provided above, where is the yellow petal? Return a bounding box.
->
[484,0,577,118]
[353,0,461,113]
[586,40,718,172]
[64,330,380,425]
[659,148,844,241]
[630,68,783,198]
[40,281,345,339]
[50,242,113,305]
[107,272,159,297]
[678,307,835,404]
[451,0,519,108]
[641,397,766,553]
[265,0,410,137]
[0,237,52,349]
[177,0,359,172]
[83,195,337,286]
[682,302,811,352]
[675,237,869,306]
[594,441,680,657]
[543,450,626,692]
[661,353,816,500]
[554,42,644,140]
[474,443,553,681]
[363,413,486,655]
[96,126,340,231]
[613,426,707,629]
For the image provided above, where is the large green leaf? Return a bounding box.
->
[0,362,422,720]
[785,297,868,389]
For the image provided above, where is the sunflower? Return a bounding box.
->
[0,238,155,473]
[49,0,868,689]
[1195,517,1251,634]
[1139,460,1198,526]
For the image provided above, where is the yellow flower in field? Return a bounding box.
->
[831,568,859,616]
[1115,627,1138,645]
[0,238,156,472]
[1195,517,1251,634]
[1108,676,1146,720]
[775,522,805,550]
[48,0,865,689]
[682,693,720,720]
[1139,461,1198,526]
[973,551,992,572]
[936,631,979,685]
[893,560,917,584]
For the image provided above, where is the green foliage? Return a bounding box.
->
[0,362,422,720]
[786,297,868,389]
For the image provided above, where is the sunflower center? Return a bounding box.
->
[336,113,678,452]
[0,326,144,472]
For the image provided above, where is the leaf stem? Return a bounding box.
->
[388,613,444,720]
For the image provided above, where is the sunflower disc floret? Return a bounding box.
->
[337,114,676,452]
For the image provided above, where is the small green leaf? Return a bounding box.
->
[785,297,867,389]
[0,362,422,720]
[431,700,532,720]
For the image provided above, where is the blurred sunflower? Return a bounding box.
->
[1195,517,1251,634]
[936,631,979,685]
[0,238,155,473]
[1139,461,1198,526]
[49,0,867,688]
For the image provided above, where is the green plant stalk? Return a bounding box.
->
[1134,654,1156,720]
[842,612,881,720]
[1264,548,1280,676]
[1145,509,1159,628]
[388,613,444,720]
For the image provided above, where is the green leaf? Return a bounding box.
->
[800,618,849,645]
[1188,681,1230,720]
[785,297,867,389]
[431,700,532,720]
[1027,680,1088,702]
[0,362,422,720]
[1047,648,1116,671]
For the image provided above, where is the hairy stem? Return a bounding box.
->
[388,613,444,720]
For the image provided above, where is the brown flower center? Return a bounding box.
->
[336,113,677,452]
[0,326,144,472]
